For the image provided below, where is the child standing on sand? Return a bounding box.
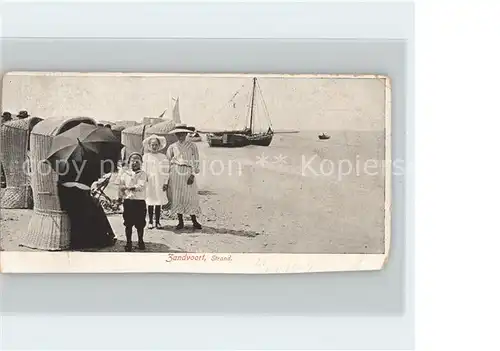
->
[142,135,170,229]
[118,152,148,252]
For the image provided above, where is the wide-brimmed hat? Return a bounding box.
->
[168,123,195,134]
[1,111,12,118]
[17,110,30,119]
[142,134,167,151]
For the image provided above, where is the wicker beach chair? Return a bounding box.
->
[0,117,44,209]
[121,124,152,159]
[97,120,113,128]
[143,118,178,155]
[21,117,96,251]
[114,120,139,129]
[110,124,126,145]
[0,165,5,188]
[142,117,163,126]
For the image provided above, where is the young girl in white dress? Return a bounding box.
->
[142,135,170,229]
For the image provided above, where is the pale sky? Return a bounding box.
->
[2,73,388,131]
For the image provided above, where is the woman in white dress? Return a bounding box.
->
[167,124,202,230]
[142,134,170,229]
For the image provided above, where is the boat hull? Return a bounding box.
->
[248,132,273,146]
[318,135,330,140]
[207,133,250,147]
[207,132,273,147]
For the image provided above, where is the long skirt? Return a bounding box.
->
[168,164,201,216]
[58,185,116,250]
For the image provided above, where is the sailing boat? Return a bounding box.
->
[158,97,181,121]
[206,77,274,147]
[168,97,201,142]
[171,97,181,124]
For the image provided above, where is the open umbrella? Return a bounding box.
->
[45,123,122,170]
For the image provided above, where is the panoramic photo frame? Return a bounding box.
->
[0,72,392,273]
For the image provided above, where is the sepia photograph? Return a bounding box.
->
[0,72,392,273]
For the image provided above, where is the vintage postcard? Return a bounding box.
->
[0,72,392,273]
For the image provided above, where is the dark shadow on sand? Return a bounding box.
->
[159,224,260,238]
[198,190,217,196]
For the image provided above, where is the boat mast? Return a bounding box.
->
[248,77,257,134]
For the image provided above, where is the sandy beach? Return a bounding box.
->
[1,131,386,254]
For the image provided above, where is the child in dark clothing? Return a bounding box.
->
[118,152,148,252]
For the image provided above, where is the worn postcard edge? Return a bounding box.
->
[0,72,392,274]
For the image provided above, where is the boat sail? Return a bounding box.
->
[206,77,274,147]
[171,97,181,124]
[158,97,181,122]
[169,97,201,142]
